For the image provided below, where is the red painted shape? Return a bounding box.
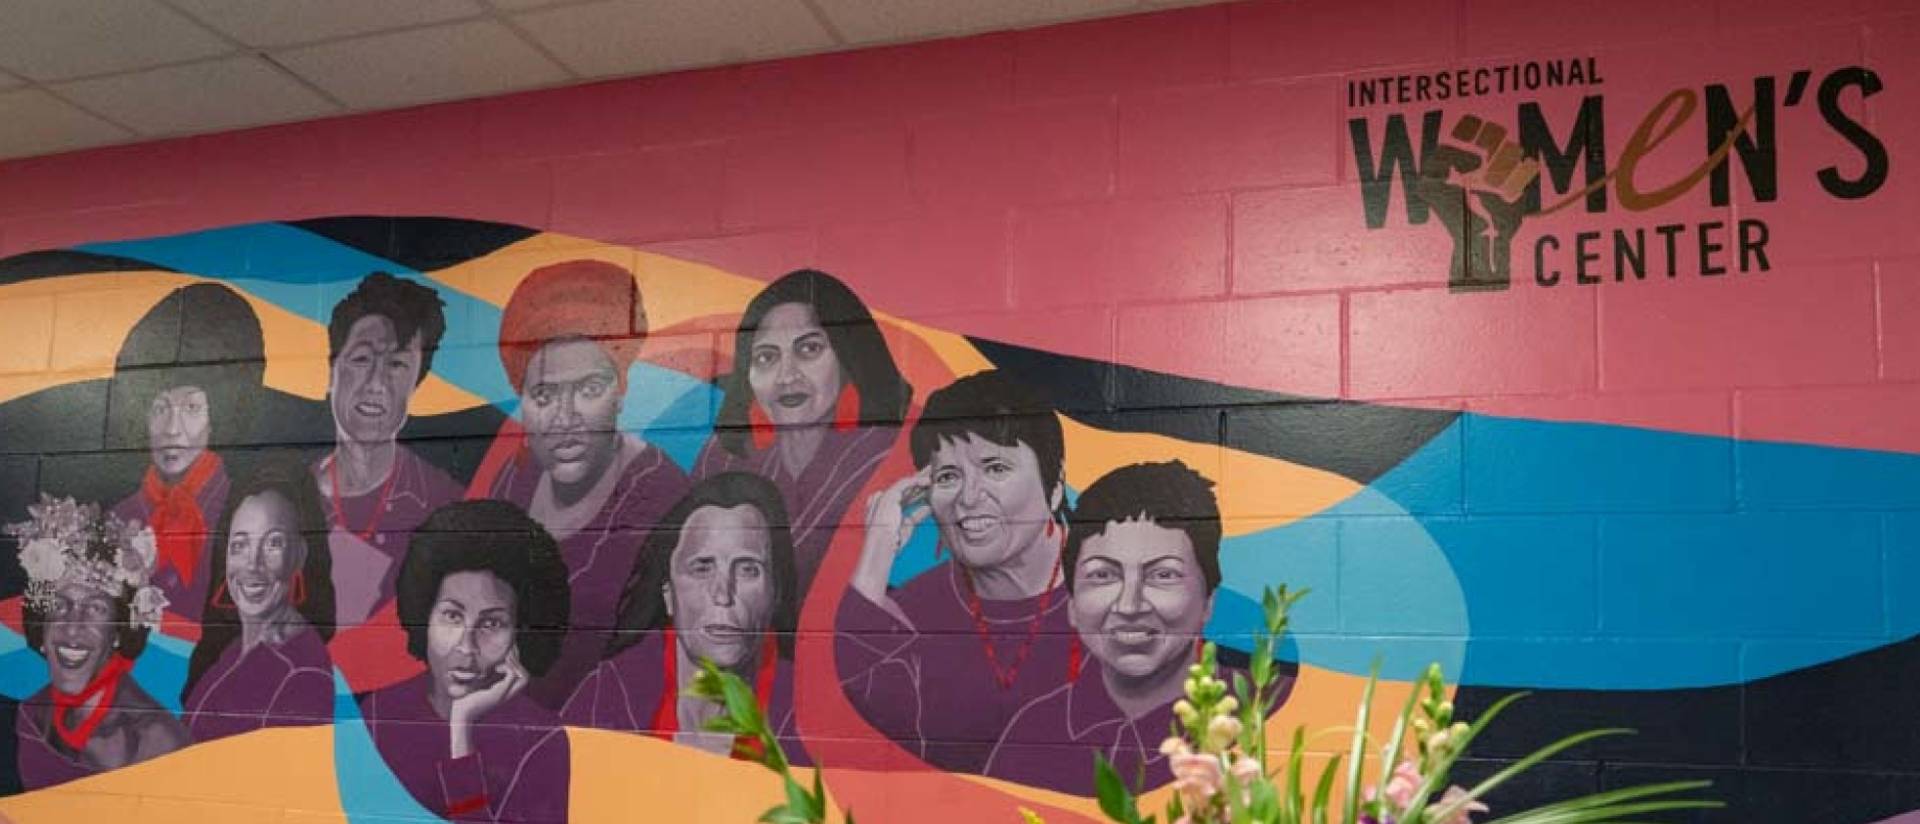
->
[1118,79,1340,195]
[1010,194,1228,309]
[910,98,1114,212]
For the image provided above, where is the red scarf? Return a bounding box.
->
[649,628,779,760]
[50,653,135,751]
[141,450,223,585]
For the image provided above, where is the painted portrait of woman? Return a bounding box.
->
[8,497,189,789]
[106,282,265,624]
[357,500,571,822]
[481,259,690,708]
[317,273,464,627]
[984,460,1287,794]
[836,369,1075,774]
[560,471,803,761]
[180,455,337,743]
[695,269,913,600]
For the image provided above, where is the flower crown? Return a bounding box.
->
[5,495,167,633]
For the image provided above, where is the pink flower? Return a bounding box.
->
[1434,786,1489,824]
[1366,760,1424,811]
[1170,751,1224,808]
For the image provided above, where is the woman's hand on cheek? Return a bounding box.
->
[448,647,529,759]
[851,467,932,605]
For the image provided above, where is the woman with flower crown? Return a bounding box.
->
[8,496,189,789]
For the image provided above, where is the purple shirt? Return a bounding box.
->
[113,459,231,623]
[983,664,1287,795]
[15,681,189,791]
[316,446,463,627]
[557,630,805,765]
[484,438,690,709]
[835,560,1077,774]
[693,424,897,600]
[182,624,334,743]
[359,672,570,823]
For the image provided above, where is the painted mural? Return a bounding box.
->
[0,7,1916,823]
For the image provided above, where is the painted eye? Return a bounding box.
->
[983,460,1013,478]
[932,468,961,487]
[796,338,827,359]
[581,378,610,399]
[438,607,463,624]
[751,349,779,369]
[736,561,764,580]
[1081,566,1118,584]
[1150,567,1185,583]
[479,616,508,631]
[530,386,553,406]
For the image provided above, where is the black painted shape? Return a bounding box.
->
[0,381,108,457]
[290,216,538,273]
[1601,763,1911,824]
[1453,683,1741,766]
[0,457,41,601]
[0,696,17,797]
[0,250,176,287]
[969,336,1458,484]
[1745,632,1920,772]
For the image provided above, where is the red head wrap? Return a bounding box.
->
[498,260,648,392]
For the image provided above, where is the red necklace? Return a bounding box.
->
[959,550,1064,691]
[327,452,400,542]
[51,654,134,751]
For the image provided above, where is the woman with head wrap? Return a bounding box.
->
[180,454,337,743]
[9,497,189,789]
[359,500,571,822]
[480,259,690,708]
[694,269,912,602]
[560,472,804,762]
[107,282,265,624]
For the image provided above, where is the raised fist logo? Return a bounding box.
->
[1415,115,1542,292]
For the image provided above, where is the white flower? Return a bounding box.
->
[19,538,68,584]
[130,586,170,631]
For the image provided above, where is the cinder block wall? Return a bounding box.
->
[0,1,1916,822]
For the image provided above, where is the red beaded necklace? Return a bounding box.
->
[327,452,400,542]
[958,535,1064,691]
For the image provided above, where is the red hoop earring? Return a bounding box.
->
[748,402,776,450]
[210,582,234,610]
[832,383,861,432]
[1067,636,1084,682]
[290,571,308,606]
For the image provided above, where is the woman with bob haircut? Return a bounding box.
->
[480,259,690,709]
[9,497,189,789]
[695,269,912,600]
[560,471,804,761]
[835,369,1074,775]
[107,282,266,624]
[358,500,571,822]
[180,454,338,743]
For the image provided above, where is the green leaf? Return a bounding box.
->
[1310,754,1340,824]
[782,776,814,820]
[1376,669,1424,800]
[1475,780,1716,824]
[1282,726,1305,824]
[1094,751,1139,824]
[1342,662,1381,824]
[1401,689,1532,823]
[1427,728,1633,822]
[1484,797,1723,824]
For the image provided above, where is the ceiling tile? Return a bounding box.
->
[484,0,580,10]
[0,88,133,159]
[168,0,488,48]
[271,19,570,110]
[0,0,232,81]
[0,69,22,90]
[55,56,340,137]
[809,0,1142,45]
[515,0,837,78]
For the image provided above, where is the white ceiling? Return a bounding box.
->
[0,0,1223,161]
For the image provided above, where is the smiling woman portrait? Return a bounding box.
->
[180,454,337,743]
[107,282,265,624]
[835,369,1076,775]
[695,269,913,600]
[8,497,189,790]
[982,460,1289,795]
[559,471,805,761]
[479,259,691,709]
[357,499,571,823]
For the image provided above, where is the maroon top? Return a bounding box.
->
[316,446,463,627]
[14,681,189,791]
[835,559,1077,774]
[693,424,897,600]
[483,439,690,709]
[557,630,804,765]
[181,624,334,743]
[359,672,570,823]
[113,458,231,623]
